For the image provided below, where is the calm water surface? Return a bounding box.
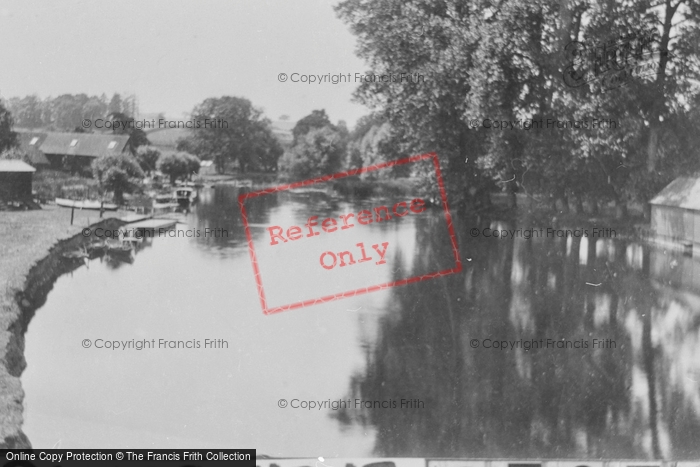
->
[23,186,700,458]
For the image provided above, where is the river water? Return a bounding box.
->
[22,185,700,458]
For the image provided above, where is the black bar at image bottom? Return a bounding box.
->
[1,449,256,466]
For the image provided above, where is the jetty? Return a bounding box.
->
[120,213,153,224]
[127,218,177,232]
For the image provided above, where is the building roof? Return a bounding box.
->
[0,160,36,173]
[650,176,700,210]
[39,132,130,157]
[17,132,50,165]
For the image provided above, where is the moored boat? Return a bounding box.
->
[153,193,179,209]
[85,239,107,258]
[55,198,118,211]
[61,248,89,261]
[174,187,197,206]
[105,241,133,258]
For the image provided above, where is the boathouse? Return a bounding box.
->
[17,132,50,167]
[0,160,36,200]
[650,176,700,247]
[16,130,131,172]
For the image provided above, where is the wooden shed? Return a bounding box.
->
[0,160,36,200]
[650,176,700,247]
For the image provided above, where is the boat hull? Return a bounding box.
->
[55,198,118,211]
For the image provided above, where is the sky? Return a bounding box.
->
[0,0,371,127]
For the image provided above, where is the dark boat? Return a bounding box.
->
[61,249,89,261]
[61,246,89,264]
[105,242,133,259]
[85,240,107,258]
[174,187,197,206]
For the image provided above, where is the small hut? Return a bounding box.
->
[199,160,216,175]
[649,176,700,247]
[0,160,36,200]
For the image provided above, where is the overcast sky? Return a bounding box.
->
[0,0,370,126]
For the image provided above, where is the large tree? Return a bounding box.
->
[6,95,44,128]
[92,154,144,204]
[178,96,280,174]
[135,145,161,175]
[51,93,89,130]
[82,96,108,123]
[108,93,123,115]
[336,0,700,215]
[278,126,345,180]
[157,152,200,184]
[292,109,334,144]
[247,123,284,172]
[106,112,150,152]
[336,0,490,211]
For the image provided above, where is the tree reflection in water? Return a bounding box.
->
[334,214,700,459]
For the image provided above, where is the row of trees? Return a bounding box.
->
[277,109,407,180]
[5,93,138,131]
[92,147,201,204]
[172,99,402,179]
[1,92,404,184]
[334,0,700,216]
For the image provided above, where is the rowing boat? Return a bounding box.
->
[55,198,118,211]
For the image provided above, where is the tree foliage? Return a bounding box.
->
[279,126,346,180]
[92,153,144,204]
[157,152,200,184]
[177,96,281,174]
[0,101,18,152]
[135,145,161,175]
[5,92,139,133]
[344,113,408,178]
[0,147,32,166]
[336,0,700,215]
[292,109,334,144]
[6,95,44,128]
[106,112,150,152]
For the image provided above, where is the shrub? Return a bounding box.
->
[157,151,200,184]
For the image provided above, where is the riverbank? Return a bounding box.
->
[0,206,123,448]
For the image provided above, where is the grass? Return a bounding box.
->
[0,206,121,293]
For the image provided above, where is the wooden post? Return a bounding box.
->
[70,206,75,225]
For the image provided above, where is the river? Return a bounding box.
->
[22,185,700,458]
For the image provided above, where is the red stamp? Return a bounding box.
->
[238,152,461,314]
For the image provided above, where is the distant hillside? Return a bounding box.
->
[145,127,192,150]
[143,120,295,150]
[270,120,294,146]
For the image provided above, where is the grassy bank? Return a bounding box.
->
[0,206,122,448]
